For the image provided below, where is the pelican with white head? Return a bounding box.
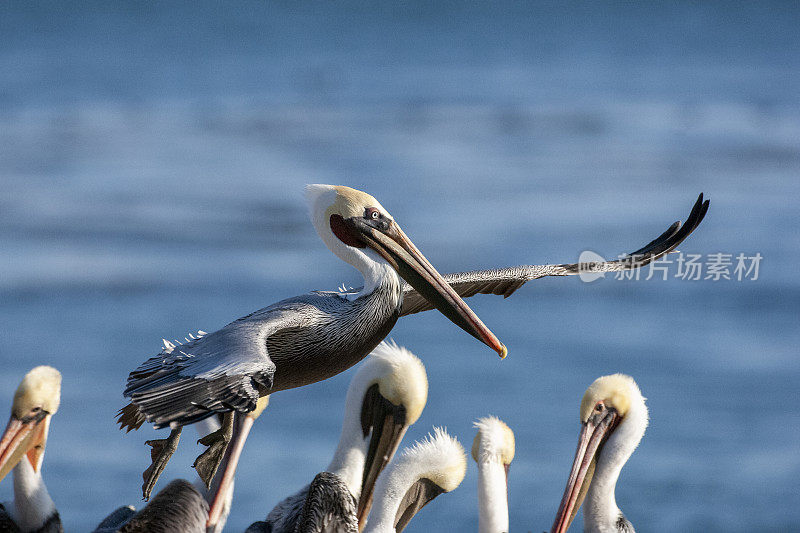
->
[472,416,515,533]
[550,374,648,533]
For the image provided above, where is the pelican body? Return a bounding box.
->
[550,374,649,533]
[472,417,515,533]
[247,341,428,533]
[0,366,63,533]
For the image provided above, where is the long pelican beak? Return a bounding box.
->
[357,387,409,530]
[550,408,620,533]
[349,217,507,358]
[0,411,50,482]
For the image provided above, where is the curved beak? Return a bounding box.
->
[0,412,50,482]
[394,477,445,532]
[357,387,409,530]
[550,410,620,533]
[351,217,507,358]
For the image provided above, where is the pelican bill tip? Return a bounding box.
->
[498,344,508,359]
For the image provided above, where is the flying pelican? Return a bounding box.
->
[119,186,706,520]
[472,416,515,533]
[93,414,247,533]
[0,366,62,533]
[245,340,428,533]
[550,374,648,533]
[117,184,506,516]
[362,427,467,532]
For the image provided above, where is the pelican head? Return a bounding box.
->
[0,366,62,481]
[305,184,506,358]
[550,374,648,533]
[472,417,515,533]
[472,416,515,467]
[366,427,466,532]
[352,341,428,526]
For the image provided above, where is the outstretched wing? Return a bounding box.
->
[400,193,709,316]
[121,302,310,430]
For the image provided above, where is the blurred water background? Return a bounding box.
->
[1,2,798,531]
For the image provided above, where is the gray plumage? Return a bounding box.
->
[120,280,400,430]
[247,484,308,533]
[247,473,357,533]
[615,513,635,533]
[0,503,63,533]
[399,193,709,316]
[92,479,207,533]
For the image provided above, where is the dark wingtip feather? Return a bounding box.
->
[117,403,146,433]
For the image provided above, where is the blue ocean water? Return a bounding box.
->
[1,2,798,531]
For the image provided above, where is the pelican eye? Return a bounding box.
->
[595,402,604,412]
[31,406,41,412]
[365,207,381,220]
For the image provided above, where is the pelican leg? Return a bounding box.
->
[193,412,234,489]
[142,426,182,500]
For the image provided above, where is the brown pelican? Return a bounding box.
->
[472,416,515,533]
[550,374,648,533]
[93,417,241,533]
[362,427,467,532]
[0,366,62,533]
[245,340,428,533]
[119,186,706,521]
[117,184,506,517]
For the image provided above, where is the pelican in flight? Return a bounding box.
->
[119,185,706,521]
[550,374,648,533]
[362,427,467,532]
[0,366,62,533]
[246,340,428,533]
[472,416,515,533]
[117,184,506,513]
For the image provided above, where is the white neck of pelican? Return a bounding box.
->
[12,442,56,532]
[476,460,508,533]
[325,375,373,500]
[584,394,648,531]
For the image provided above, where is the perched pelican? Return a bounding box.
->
[362,427,467,532]
[246,340,428,533]
[550,374,648,533]
[472,417,515,533]
[93,416,244,533]
[118,185,505,518]
[0,366,62,533]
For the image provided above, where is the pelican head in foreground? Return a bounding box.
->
[0,366,62,533]
[550,374,648,533]
[472,416,515,533]
[248,340,428,533]
[364,427,466,532]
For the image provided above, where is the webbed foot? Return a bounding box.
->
[192,412,234,489]
[141,426,182,500]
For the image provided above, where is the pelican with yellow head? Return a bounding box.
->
[0,366,62,533]
[550,374,649,533]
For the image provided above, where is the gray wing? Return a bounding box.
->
[400,193,709,316]
[293,472,358,533]
[117,480,207,533]
[122,301,311,429]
